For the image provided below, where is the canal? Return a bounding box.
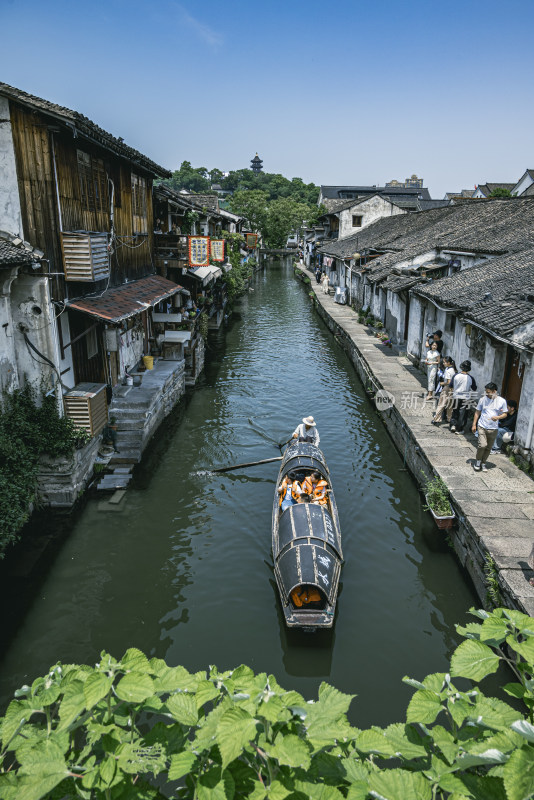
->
[0,259,479,727]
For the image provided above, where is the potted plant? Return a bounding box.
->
[423,475,455,529]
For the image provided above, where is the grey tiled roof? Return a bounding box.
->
[0,237,34,267]
[414,248,534,339]
[320,185,431,201]
[319,198,534,285]
[0,83,170,178]
[476,183,515,197]
[417,199,451,211]
[186,194,220,212]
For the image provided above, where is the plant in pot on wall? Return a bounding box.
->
[423,475,456,529]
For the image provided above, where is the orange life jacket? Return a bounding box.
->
[302,476,328,505]
[291,587,322,607]
[279,477,300,506]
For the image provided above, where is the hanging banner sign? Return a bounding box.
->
[210,239,225,262]
[245,233,258,249]
[188,236,210,267]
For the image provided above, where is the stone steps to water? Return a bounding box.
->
[96,471,133,491]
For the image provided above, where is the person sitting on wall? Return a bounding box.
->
[292,416,320,446]
[491,399,518,453]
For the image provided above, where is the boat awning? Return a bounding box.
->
[67,275,184,324]
[187,266,222,286]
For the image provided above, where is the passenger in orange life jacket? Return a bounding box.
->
[297,492,312,504]
[302,471,328,505]
[278,471,302,511]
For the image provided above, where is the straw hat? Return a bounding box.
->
[302,416,316,427]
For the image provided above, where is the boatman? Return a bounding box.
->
[292,416,320,446]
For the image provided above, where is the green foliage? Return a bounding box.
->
[423,475,453,517]
[198,312,209,342]
[229,190,269,236]
[485,555,503,608]
[160,164,320,205]
[163,161,211,193]
[489,187,512,198]
[0,386,89,555]
[2,608,534,799]
[221,231,251,306]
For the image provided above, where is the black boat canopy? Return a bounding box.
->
[275,504,341,604]
[276,503,342,558]
[280,441,328,479]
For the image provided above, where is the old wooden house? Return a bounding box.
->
[0,83,187,402]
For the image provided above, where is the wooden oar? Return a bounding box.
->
[211,456,283,473]
[278,437,293,450]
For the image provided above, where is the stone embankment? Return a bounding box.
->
[298,267,534,614]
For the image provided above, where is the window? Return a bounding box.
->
[77,150,108,215]
[445,313,456,334]
[352,215,363,227]
[469,327,486,362]
[86,326,98,359]
[131,174,148,234]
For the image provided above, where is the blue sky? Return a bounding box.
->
[1,0,533,197]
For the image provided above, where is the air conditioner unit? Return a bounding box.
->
[61,232,109,282]
[63,383,108,436]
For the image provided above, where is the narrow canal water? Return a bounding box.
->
[0,260,479,727]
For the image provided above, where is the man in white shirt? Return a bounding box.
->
[292,416,320,447]
[471,383,508,472]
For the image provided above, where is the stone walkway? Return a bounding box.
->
[301,268,534,614]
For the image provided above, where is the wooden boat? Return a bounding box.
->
[272,440,343,630]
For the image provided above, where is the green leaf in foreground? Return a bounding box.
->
[450,639,500,681]
[368,768,432,800]
[168,751,197,781]
[216,706,257,769]
[503,746,534,800]
[406,689,443,724]
[115,671,155,704]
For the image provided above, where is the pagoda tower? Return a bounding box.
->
[250,153,263,173]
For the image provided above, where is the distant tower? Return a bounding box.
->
[250,152,263,173]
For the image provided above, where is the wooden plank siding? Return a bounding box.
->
[9,101,156,304]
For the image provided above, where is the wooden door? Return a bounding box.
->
[502,346,524,404]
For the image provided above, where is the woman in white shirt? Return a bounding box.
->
[431,357,456,424]
[424,342,440,400]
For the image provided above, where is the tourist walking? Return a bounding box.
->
[321,272,330,295]
[432,356,456,424]
[424,342,440,400]
[449,361,477,434]
[472,383,508,471]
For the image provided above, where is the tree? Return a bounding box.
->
[489,187,512,198]
[229,189,269,234]
[167,161,211,193]
[263,197,312,248]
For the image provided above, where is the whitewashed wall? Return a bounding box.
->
[119,323,145,375]
[338,196,406,239]
[0,97,23,237]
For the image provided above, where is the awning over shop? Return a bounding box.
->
[67,275,183,324]
[187,266,223,286]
